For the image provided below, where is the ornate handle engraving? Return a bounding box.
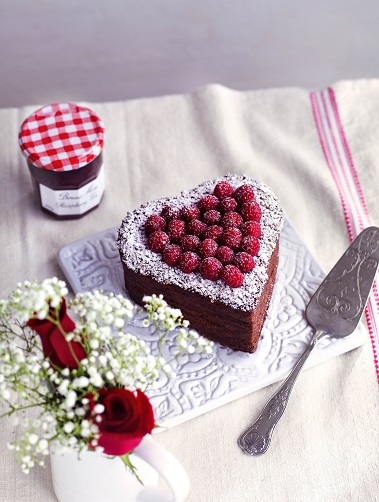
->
[316,227,379,322]
[238,331,323,456]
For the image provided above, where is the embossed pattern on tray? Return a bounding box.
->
[58,219,366,428]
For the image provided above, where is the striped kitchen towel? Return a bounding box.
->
[310,87,379,380]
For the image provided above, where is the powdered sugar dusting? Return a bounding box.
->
[117,174,283,312]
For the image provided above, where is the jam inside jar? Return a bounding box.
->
[19,102,105,219]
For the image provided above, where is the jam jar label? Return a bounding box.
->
[39,166,105,216]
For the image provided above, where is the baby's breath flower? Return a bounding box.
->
[68,436,78,447]
[28,434,39,445]
[93,404,104,414]
[37,439,49,453]
[75,408,86,418]
[0,278,213,476]
[63,422,75,434]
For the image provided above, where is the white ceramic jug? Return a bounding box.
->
[50,435,190,502]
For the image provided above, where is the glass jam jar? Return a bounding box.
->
[19,102,105,219]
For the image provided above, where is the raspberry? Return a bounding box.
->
[240,202,262,222]
[167,219,186,242]
[199,238,218,258]
[219,197,238,213]
[161,205,180,221]
[233,252,255,273]
[180,204,200,222]
[187,219,207,237]
[199,257,223,281]
[216,246,234,265]
[144,214,166,235]
[163,244,182,266]
[221,227,242,250]
[202,209,221,226]
[241,220,261,238]
[204,225,223,241]
[221,264,244,288]
[180,234,200,252]
[233,184,255,205]
[178,251,200,273]
[198,195,219,212]
[241,235,260,256]
[213,181,234,199]
[147,231,169,253]
[221,211,243,228]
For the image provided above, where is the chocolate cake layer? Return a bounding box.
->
[121,241,279,352]
[117,173,283,352]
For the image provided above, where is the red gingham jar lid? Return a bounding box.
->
[18,102,105,171]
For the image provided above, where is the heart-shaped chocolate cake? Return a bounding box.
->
[117,174,283,352]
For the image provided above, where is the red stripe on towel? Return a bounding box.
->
[310,87,379,381]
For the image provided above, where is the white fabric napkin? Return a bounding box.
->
[1,79,379,502]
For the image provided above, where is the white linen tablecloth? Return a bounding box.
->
[0,79,379,502]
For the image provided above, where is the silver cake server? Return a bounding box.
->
[238,226,379,456]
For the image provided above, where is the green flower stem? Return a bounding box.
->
[120,453,143,485]
[0,401,49,419]
[0,321,42,355]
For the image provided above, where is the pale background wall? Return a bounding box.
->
[1,0,378,108]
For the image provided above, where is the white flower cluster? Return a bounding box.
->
[70,291,161,388]
[0,279,213,474]
[143,294,188,331]
[8,414,55,473]
[143,294,213,356]
[0,339,41,403]
[70,290,134,332]
[6,277,68,323]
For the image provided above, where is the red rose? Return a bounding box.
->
[95,388,155,456]
[27,299,86,369]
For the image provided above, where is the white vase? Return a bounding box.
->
[50,435,190,502]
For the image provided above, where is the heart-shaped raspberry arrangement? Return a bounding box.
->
[144,181,262,288]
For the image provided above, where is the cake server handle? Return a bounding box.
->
[238,330,323,455]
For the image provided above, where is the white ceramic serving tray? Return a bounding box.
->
[58,219,366,429]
